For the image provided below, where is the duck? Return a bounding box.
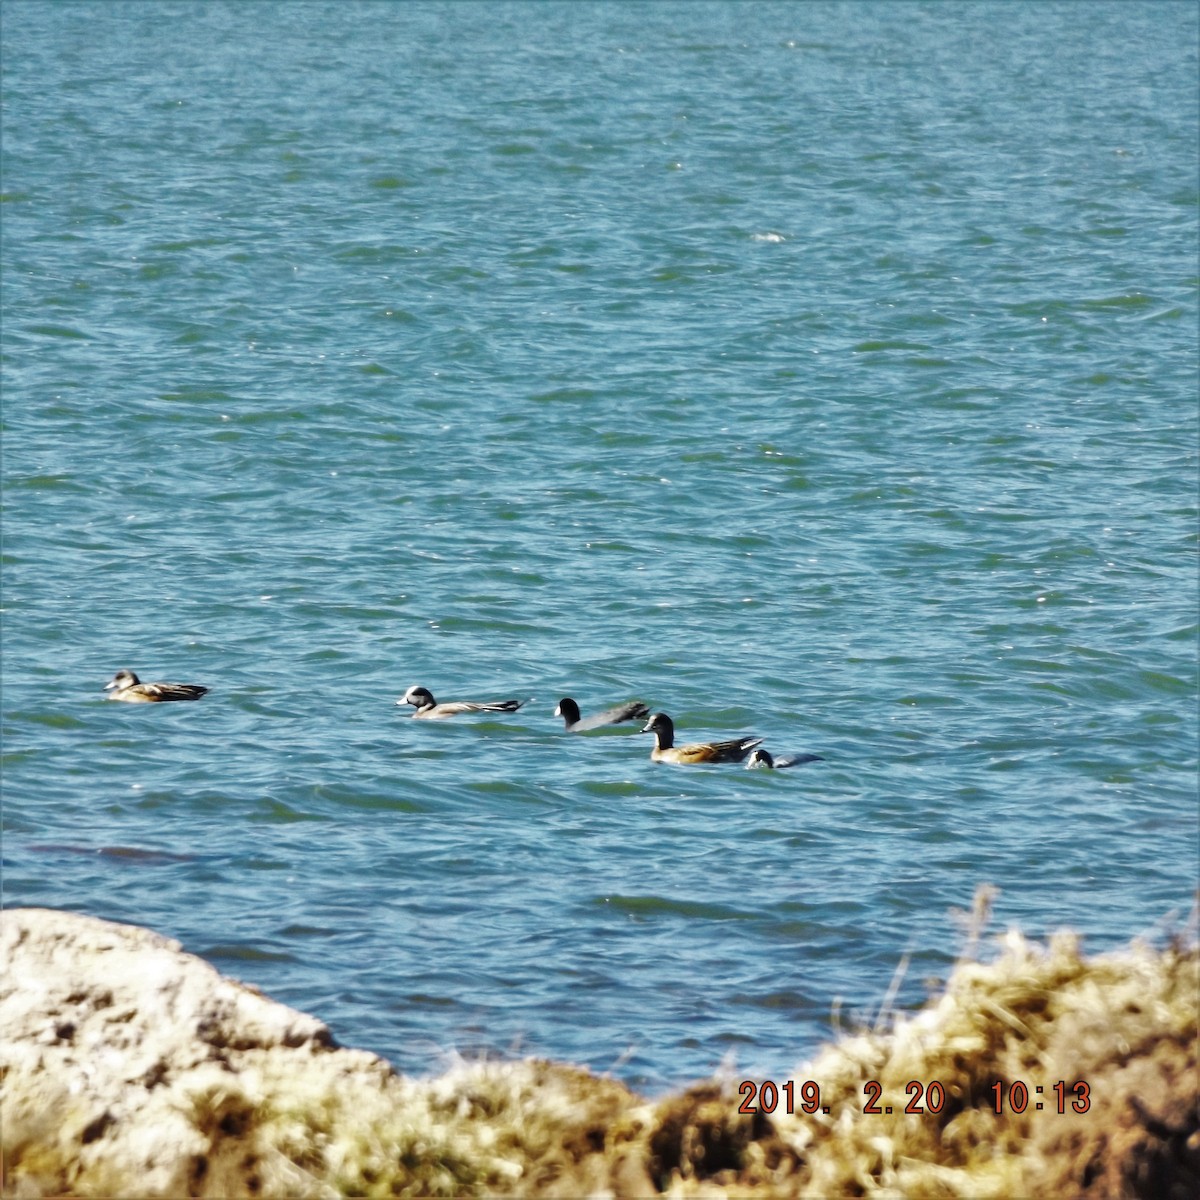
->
[554,697,650,732]
[745,748,824,769]
[398,684,529,719]
[640,711,762,764]
[104,669,208,703]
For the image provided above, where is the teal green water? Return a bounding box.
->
[2,1,1197,1090]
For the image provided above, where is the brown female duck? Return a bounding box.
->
[104,669,208,703]
[640,711,762,764]
[399,684,528,719]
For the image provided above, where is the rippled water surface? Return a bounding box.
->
[3,1,1197,1090]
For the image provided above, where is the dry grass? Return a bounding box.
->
[762,896,1200,1199]
[4,891,1197,1198]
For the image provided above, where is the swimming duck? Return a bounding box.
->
[640,711,763,764]
[554,697,650,732]
[104,669,209,703]
[398,684,529,719]
[745,748,824,769]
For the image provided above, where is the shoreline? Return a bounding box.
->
[2,904,1196,1197]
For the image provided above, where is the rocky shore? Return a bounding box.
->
[2,905,1196,1197]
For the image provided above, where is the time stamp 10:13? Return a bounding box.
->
[738,1079,1092,1117]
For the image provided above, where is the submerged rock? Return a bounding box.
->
[2,905,1196,1197]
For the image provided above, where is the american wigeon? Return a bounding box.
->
[745,748,824,769]
[640,711,762,764]
[554,697,650,732]
[398,684,528,719]
[104,669,209,703]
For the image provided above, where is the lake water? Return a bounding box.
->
[2,0,1197,1092]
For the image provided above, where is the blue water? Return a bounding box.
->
[2,0,1196,1092]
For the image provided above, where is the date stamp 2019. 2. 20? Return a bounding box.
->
[738,1079,1092,1117]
